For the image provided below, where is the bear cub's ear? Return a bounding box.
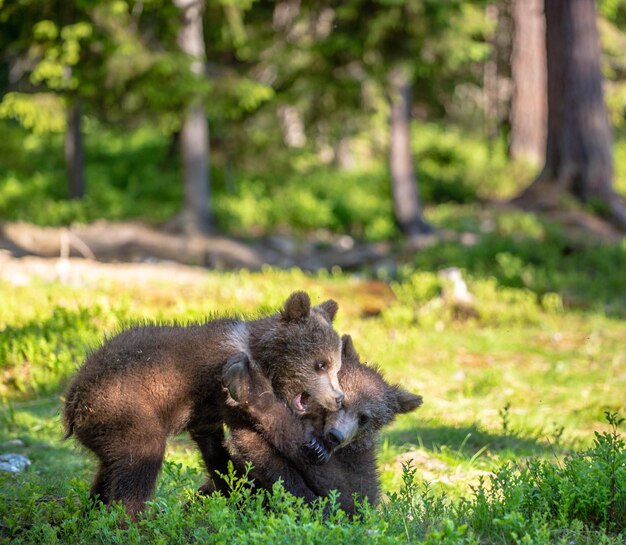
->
[315,299,339,324]
[341,334,359,361]
[281,291,312,323]
[389,386,423,415]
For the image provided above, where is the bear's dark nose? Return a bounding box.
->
[335,392,345,407]
[326,427,345,448]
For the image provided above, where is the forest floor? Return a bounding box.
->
[0,218,418,272]
[1,199,623,275]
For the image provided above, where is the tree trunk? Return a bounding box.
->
[483,3,513,151]
[388,67,431,237]
[175,0,212,234]
[179,106,211,233]
[515,0,626,230]
[65,100,85,200]
[509,0,546,164]
[483,4,500,145]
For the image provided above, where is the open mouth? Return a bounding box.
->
[292,392,311,413]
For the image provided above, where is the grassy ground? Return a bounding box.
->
[1,228,625,543]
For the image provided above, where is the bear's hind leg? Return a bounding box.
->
[189,425,231,495]
[106,434,167,519]
[90,460,115,505]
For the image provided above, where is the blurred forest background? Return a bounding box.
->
[2,0,626,243]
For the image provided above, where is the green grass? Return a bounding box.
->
[1,261,625,544]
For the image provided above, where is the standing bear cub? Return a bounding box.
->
[63,291,343,518]
[222,335,422,513]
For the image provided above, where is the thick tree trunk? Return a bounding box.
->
[509,0,546,164]
[65,101,85,200]
[388,67,431,237]
[515,0,626,230]
[175,0,212,234]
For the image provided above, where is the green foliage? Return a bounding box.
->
[0,0,272,140]
[613,135,626,195]
[420,205,626,316]
[0,93,66,134]
[0,125,181,225]
[29,20,93,91]
[0,120,534,238]
[0,2,98,134]
[0,468,393,545]
[381,412,626,544]
[385,208,626,324]
[4,418,624,544]
[467,412,626,540]
[216,167,395,239]
[412,124,535,203]
[1,0,625,243]
[382,463,452,541]
[600,0,626,129]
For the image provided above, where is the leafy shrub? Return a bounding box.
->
[378,412,626,544]
[0,125,181,225]
[412,124,535,203]
[1,341,625,545]
[468,412,626,540]
[213,166,396,239]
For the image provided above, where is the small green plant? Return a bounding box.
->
[422,519,478,545]
[383,462,450,542]
[499,402,512,435]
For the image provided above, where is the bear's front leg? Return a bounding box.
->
[222,352,274,414]
[302,436,331,465]
[222,353,331,466]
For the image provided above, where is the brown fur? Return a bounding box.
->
[222,335,423,514]
[63,291,342,518]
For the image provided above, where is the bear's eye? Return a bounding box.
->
[314,360,327,372]
[359,413,370,426]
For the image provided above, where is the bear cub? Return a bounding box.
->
[63,291,343,517]
[222,335,422,513]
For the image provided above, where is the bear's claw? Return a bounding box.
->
[303,437,331,465]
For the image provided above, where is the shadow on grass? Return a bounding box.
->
[0,396,207,498]
[383,421,557,461]
[0,396,91,495]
